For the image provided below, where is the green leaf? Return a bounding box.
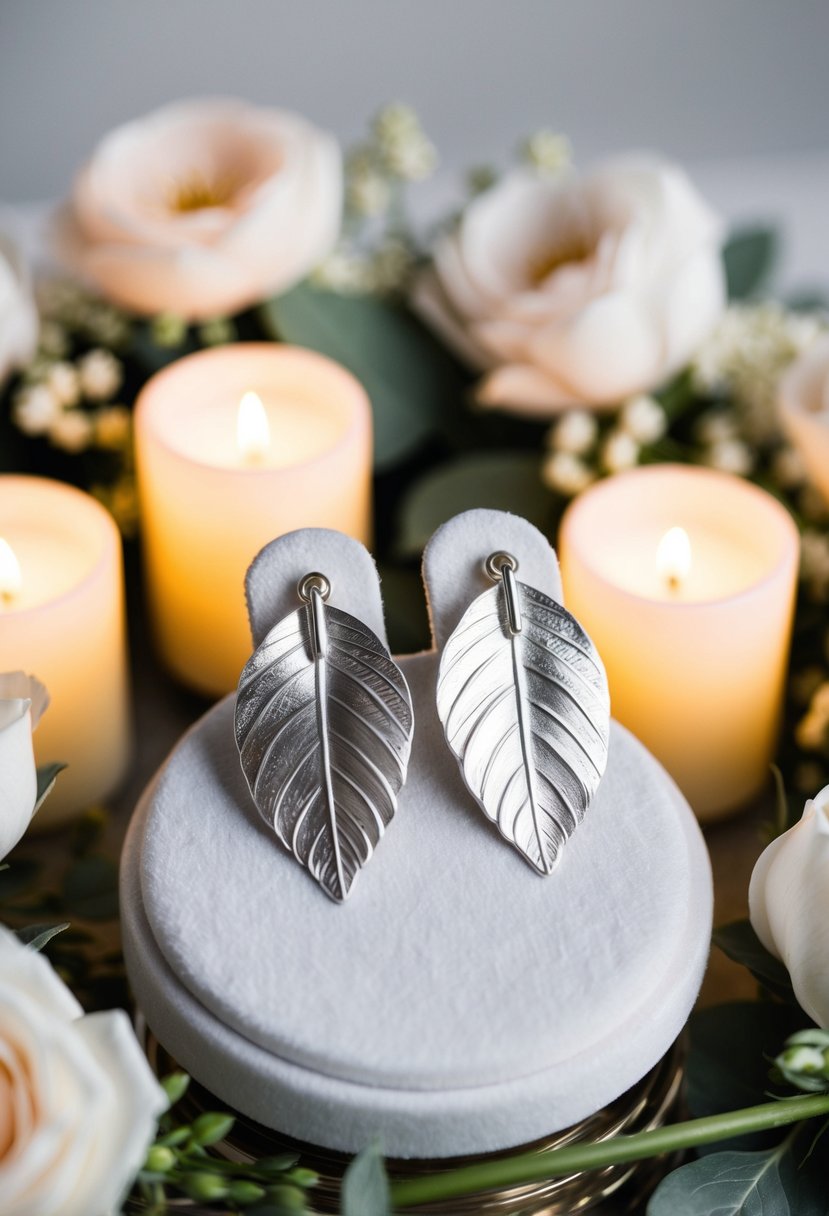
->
[160,1071,190,1107]
[723,227,779,301]
[261,285,469,471]
[395,451,552,559]
[687,1002,806,1152]
[341,1141,391,1216]
[14,922,69,951]
[191,1111,235,1146]
[61,856,119,920]
[713,921,798,1003]
[647,1141,828,1215]
[34,763,66,813]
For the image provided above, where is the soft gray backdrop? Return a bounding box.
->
[1,0,828,199]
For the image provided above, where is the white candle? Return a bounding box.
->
[135,343,372,696]
[559,465,799,821]
[0,475,131,824]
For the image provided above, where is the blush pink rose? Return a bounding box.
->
[56,98,342,320]
[414,156,725,416]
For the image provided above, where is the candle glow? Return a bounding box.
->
[0,537,22,606]
[236,391,270,464]
[656,526,692,593]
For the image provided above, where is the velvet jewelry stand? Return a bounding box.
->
[121,510,712,1182]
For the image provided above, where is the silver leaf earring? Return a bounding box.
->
[235,573,414,903]
[436,552,610,875]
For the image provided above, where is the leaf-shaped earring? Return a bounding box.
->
[436,552,610,875]
[235,572,414,903]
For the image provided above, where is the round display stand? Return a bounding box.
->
[121,511,712,1158]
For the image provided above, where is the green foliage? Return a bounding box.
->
[261,284,469,470]
[687,1002,805,1152]
[647,1136,829,1215]
[395,451,553,558]
[713,920,798,1003]
[14,922,69,951]
[723,227,779,301]
[132,1078,318,1213]
[34,763,66,812]
[341,1140,391,1216]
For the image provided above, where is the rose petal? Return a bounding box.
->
[476,363,580,416]
[410,268,494,369]
[659,246,726,373]
[0,702,37,860]
[528,292,661,404]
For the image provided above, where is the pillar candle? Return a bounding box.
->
[135,343,372,696]
[559,465,799,821]
[0,475,131,824]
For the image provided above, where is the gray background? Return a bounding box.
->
[1,0,828,200]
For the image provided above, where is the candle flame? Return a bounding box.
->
[0,537,22,606]
[656,526,692,592]
[236,391,270,464]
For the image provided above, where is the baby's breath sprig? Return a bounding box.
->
[130,1073,318,1213]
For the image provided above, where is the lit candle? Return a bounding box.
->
[559,465,799,821]
[135,343,372,696]
[0,475,131,824]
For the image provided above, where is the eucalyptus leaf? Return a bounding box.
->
[62,856,120,920]
[687,1002,806,1153]
[723,227,778,301]
[34,763,66,813]
[341,1141,391,1216]
[261,285,469,470]
[395,451,552,558]
[14,922,69,951]
[647,1141,828,1216]
[713,921,797,1003]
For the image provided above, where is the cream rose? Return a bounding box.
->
[0,235,38,387]
[56,97,342,320]
[414,157,725,416]
[0,926,166,1215]
[749,784,829,1027]
[779,333,829,508]
[0,672,49,860]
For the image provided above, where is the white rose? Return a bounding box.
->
[779,334,829,509]
[0,926,166,1215]
[0,672,49,860]
[414,157,725,417]
[0,234,38,388]
[55,97,343,320]
[749,784,829,1026]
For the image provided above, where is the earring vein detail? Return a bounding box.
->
[235,572,414,903]
[436,551,610,875]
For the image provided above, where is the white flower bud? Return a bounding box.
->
[750,785,829,1027]
[549,410,598,455]
[13,384,60,436]
[600,429,639,473]
[78,349,122,401]
[620,394,667,444]
[49,410,94,454]
[541,451,594,497]
[46,360,80,408]
[521,130,572,176]
[704,438,754,476]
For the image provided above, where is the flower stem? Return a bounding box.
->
[389,1093,829,1209]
